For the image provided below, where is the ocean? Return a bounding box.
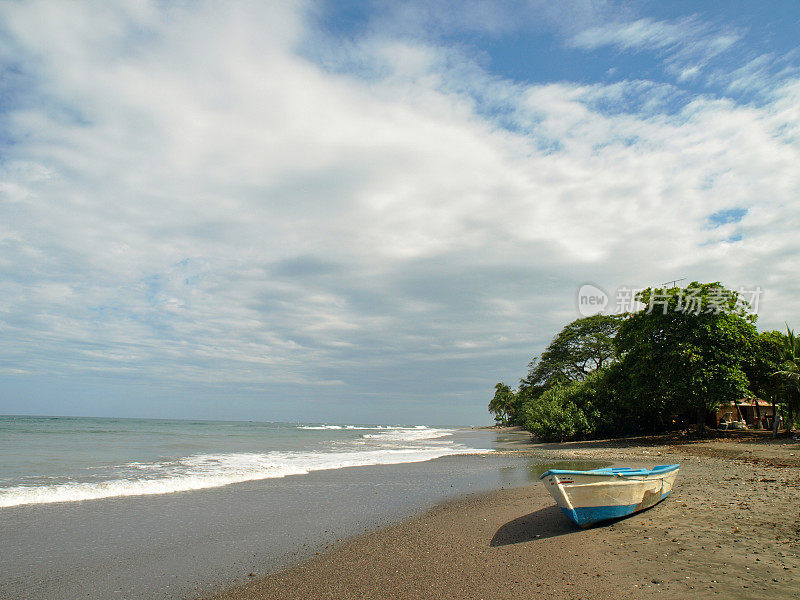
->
[0,415,479,508]
[1,417,599,599]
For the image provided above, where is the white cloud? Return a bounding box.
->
[569,16,745,80]
[569,16,740,53]
[713,52,800,96]
[0,2,798,419]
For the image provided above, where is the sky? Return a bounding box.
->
[0,1,799,425]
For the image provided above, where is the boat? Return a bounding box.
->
[539,464,680,527]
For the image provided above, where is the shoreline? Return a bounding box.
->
[0,440,548,600]
[206,433,800,600]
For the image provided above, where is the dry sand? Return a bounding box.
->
[207,432,800,600]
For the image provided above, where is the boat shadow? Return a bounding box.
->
[490,505,577,546]
[492,502,665,546]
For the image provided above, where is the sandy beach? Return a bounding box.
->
[208,431,800,600]
[0,435,548,600]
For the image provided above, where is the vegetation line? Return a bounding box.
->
[490,282,799,441]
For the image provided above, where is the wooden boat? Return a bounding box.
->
[539,464,680,527]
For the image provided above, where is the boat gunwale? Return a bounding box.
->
[538,464,680,480]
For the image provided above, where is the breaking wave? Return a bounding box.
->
[0,426,474,507]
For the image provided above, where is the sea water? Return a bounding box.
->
[0,415,476,507]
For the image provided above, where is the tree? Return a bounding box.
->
[774,327,800,384]
[519,382,591,442]
[488,382,516,426]
[772,326,800,431]
[520,314,623,392]
[614,282,758,433]
[502,281,789,439]
[746,330,785,399]
[743,330,784,431]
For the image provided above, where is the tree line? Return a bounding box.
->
[489,282,800,441]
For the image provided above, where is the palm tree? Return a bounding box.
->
[772,326,800,431]
[488,383,515,426]
[774,327,800,382]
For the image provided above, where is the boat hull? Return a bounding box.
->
[540,465,679,527]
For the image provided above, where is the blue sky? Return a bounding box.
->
[0,1,799,425]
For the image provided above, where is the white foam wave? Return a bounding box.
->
[361,428,453,442]
[0,437,476,508]
[297,425,414,430]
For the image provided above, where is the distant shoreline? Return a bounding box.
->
[207,434,800,600]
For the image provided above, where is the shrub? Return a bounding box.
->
[520,382,591,442]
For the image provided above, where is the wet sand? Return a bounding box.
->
[0,441,560,600]
[208,432,800,600]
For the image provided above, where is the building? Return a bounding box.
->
[716,398,776,429]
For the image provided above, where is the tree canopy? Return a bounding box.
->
[614,282,758,431]
[772,326,800,429]
[493,281,797,440]
[488,382,516,426]
[521,314,622,391]
[746,330,785,401]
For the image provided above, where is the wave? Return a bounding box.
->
[361,428,453,442]
[297,425,451,443]
[297,424,420,430]
[0,428,476,508]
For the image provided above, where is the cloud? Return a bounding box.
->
[712,52,800,96]
[568,16,741,54]
[569,16,745,80]
[0,1,799,421]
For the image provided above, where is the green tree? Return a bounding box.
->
[521,314,622,392]
[488,382,516,426]
[615,282,758,433]
[747,330,786,398]
[743,329,784,430]
[774,327,800,385]
[772,326,800,431]
[519,382,591,442]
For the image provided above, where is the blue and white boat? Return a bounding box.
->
[539,464,680,527]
